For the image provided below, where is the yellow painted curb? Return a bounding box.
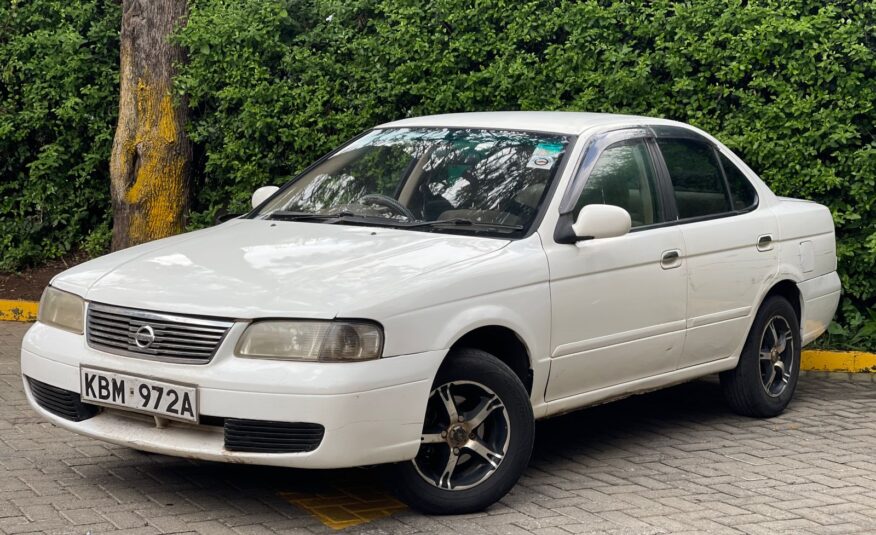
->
[801,349,876,373]
[0,300,38,322]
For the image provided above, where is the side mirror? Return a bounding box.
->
[572,204,631,240]
[251,186,279,209]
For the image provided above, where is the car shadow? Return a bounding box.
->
[127,377,737,515]
[533,375,730,456]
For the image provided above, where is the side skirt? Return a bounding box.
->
[537,355,738,420]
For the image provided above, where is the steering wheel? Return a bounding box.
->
[358,194,417,221]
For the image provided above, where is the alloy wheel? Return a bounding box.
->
[759,315,795,397]
[412,380,511,491]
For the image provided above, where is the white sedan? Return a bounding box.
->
[22,112,840,514]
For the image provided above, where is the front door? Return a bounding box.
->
[544,132,687,401]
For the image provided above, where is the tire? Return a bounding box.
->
[720,295,801,418]
[388,348,534,514]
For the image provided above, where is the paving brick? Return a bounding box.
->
[101,510,150,530]
[2,321,876,534]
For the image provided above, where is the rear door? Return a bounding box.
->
[652,130,778,368]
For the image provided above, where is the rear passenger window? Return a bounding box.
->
[657,139,730,219]
[719,153,758,210]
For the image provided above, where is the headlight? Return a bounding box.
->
[38,286,85,334]
[235,320,384,361]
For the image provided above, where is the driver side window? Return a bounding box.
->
[574,139,663,228]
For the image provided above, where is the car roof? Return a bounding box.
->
[377,111,691,136]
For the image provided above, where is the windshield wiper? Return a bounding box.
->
[405,218,524,232]
[266,210,357,221]
[266,210,413,227]
[266,211,523,233]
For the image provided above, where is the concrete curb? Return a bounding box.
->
[3,299,874,374]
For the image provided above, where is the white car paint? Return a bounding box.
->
[49,220,509,326]
[21,111,841,468]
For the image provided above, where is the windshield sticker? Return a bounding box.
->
[526,155,554,169]
[447,164,468,183]
[526,142,563,170]
[537,142,565,153]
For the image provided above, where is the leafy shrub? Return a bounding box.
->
[818,300,876,351]
[3,0,875,349]
[82,220,111,258]
[176,0,875,348]
[0,0,119,270]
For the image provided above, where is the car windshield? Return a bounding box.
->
[254,127,572,236]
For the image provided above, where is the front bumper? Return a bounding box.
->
[21,322,445,468]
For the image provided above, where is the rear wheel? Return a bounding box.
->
[389,348,534,514]
[720,295,801,417]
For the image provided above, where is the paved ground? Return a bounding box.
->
[2,322,875,535]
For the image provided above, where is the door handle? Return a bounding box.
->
[661,249,682,269]
[757,234,773,251]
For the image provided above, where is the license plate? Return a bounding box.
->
[80,367,198,423]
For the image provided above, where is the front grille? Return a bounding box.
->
[224,419,324,453]
[86,302,234,364]
[27,377,99,422]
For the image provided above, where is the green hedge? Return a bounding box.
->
[0,0,119,267]
[2,0,875,348]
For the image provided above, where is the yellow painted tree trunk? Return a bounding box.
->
[110,0,191,251]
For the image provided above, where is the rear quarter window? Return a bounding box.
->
[719,153,758,210]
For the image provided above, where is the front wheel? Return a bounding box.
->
[388,348,534,514]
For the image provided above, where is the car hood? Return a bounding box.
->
[52,220,509,319]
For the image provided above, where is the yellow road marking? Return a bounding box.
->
[279,480,407,530]
[801,350,876,373]
[0,300,38,322]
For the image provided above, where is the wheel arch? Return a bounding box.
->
[447,325,533,394]
[726,278,803,370]
[759,279,802,324]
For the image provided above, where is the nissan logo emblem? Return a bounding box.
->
[134,325,156,349]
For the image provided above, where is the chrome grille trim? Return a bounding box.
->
[86,302,234,364]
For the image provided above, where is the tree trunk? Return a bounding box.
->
[110,0,191,251]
